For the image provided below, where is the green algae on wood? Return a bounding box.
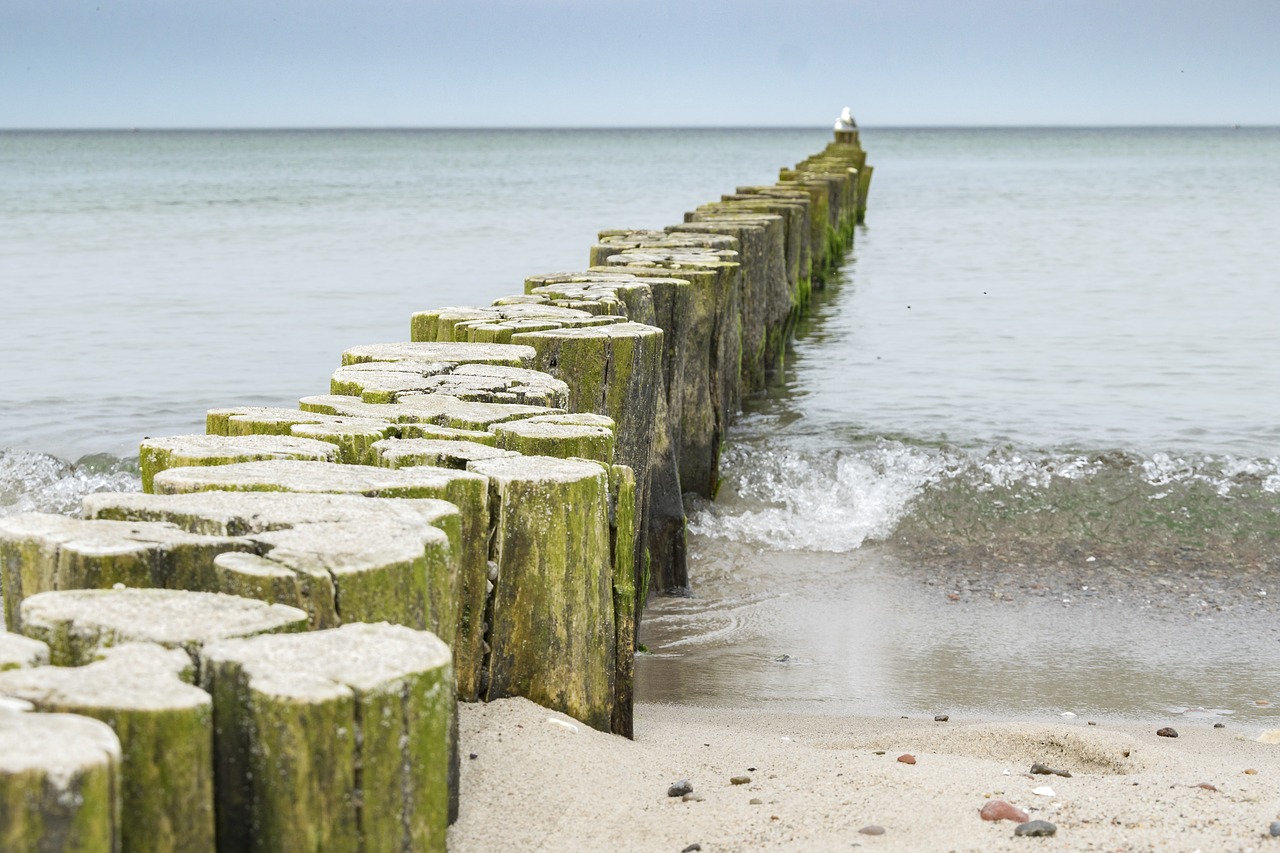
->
[299,393,563,432]
[607,463,637,738]
[595,256,735,503]
[1,631,49,671]
[508,322,668,598]
[374,438,519,470]
[76,489,465,648]
[200,623,454,853]
[80,490,471,676]
[0,514,252,632]
[0,711,122,853]
[139,434,338,493]
[331,362,570,409]
[490,418,615,464]
[141,464,483,699]
[341,341,536,369]
[0,644,214,853]
[467,456,616,733]
[525,271,663,326]
[410,303,605,343]
[18,589,308,668]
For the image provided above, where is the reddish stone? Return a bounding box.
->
[979,800,1030,822]
[896,754,916,765]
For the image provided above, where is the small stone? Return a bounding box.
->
[980,800,1030,822]
[897,754,916,765]
[668,780,693,797]
[1087,721,1097,726]
[873,750,886,755]
[469,753,478,760]
[1157,727,1179,738]
[934,714,949,722]
[1014,820,1057,837]
[1243,768,1258,775]
[1213,722,1225,728]
[682,793,704,803]
[858,825,886,836]
[730,775,751,785]
[1194,783,1217,791]
[682,844,702,852]
[1269,821,1280,837]
[1031,786,1055,797]
[749,798,763,805]
[1030,763,1072,778]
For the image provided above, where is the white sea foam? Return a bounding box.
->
[0,449,140,518]
[689,439,1280,553]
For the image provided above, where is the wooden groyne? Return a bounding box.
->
[0,121,870,852]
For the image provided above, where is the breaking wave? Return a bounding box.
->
[0,449,141,518]
[690,438,1280,567]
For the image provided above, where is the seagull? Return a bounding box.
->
[834,106,857,131]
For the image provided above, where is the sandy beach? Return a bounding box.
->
[450,697,1280,851]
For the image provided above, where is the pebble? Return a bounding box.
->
[897,754,916,765]
[980,800,1030,822]
[668,780,693,797]
[858,825,886,835]
[1030,763,1072,778]
[1214,722,1226,728]
[1243,768,1258,775]
[682,793,704,803]
[1156,726,1178,738]
[469,753,478,760]
[1014,820,1058,837]
[1269,821,1280,837]
[749,798,763,805]
[934,714,949,722]
[682,845,702,852]
[1031,786,1055,797]
[730,775,751,785]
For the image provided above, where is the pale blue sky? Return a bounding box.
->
[3,0,1278,128]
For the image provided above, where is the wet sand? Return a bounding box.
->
[638,538,1280,725]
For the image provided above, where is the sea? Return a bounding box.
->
[3,127,1278,725]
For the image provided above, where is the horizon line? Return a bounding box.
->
[0,123,1274,133]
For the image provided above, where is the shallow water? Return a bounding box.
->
[4,127,1279,723]
[637,538,1280,725]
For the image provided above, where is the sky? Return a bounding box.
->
[2,0,1278,128]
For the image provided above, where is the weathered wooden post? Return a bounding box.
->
[0,644,216,853]
[201,623,454,852]
[0,711,122,853]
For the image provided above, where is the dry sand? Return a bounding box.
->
[450,697,1280,852]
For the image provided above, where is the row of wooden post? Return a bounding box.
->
[0,128,869,851]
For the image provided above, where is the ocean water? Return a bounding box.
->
[3,127,1279,723]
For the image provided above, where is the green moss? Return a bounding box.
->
[85,703,214,853]
[608,464,637,737]
[476,458,615,732]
